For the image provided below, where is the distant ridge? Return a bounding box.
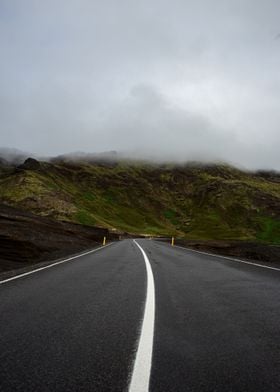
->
[0,156,279,244]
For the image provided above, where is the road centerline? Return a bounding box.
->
[129,240,155,392]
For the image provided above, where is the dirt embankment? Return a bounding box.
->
[0,204,119,275]
[158,238,280,265]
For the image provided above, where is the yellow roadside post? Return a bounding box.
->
[171,237,175,246]
[103,236,106,246]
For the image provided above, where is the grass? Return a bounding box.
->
[256,217,280,244]
[0,160,279,243]
[82,192,96,202]
[76,210,97,226]
[163,209,179,226]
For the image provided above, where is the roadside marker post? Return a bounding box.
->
[171,237,175,246]
[103,236,106,246]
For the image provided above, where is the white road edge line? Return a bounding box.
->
[0,243,114,285]
[169,243,280,272]
[129,240,155,392]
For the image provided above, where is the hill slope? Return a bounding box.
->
[0,157,279,243]
[0,203,113,273]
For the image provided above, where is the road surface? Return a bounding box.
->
[1,239,280,391]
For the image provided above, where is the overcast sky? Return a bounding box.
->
[1,0,280,169]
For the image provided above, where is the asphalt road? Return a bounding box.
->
[1,239,280,391]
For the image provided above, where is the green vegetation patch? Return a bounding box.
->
[1,160,280,242]
[82,192,96,201]
[75,210,97,226]
[103,190,118,204]
[256,217,280,244]
[163,209,179,225]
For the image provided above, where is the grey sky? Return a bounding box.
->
[1,0,280,169]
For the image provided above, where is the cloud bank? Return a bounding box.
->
[0,0,280,169]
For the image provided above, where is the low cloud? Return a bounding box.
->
[0,0,280,169]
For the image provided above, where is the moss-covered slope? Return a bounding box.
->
[0,158,279,243]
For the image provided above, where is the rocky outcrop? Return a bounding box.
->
[18,157,41,171]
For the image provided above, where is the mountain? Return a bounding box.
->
[0,156,279,244]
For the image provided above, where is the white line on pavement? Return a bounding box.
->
[129,240,155,392]
[0,243,114,285]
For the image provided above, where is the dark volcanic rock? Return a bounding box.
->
[159,238,280,265]
[0,204,118,274]
[256,170,280,183]
[18,157,41,170]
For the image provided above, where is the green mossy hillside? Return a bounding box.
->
[0,159,279,243]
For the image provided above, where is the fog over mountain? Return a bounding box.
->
[1,1,280,169]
